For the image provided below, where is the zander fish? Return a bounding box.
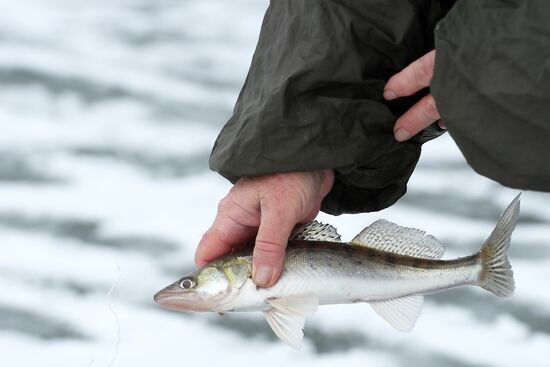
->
[154,195,520,348]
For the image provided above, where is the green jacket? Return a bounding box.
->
[209,0,550,215]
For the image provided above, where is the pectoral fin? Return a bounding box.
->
[264,295,318,349]
[370,295,423,332]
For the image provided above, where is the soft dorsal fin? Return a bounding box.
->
[370,295,424,332]
[351,219,445,259]
[290,221,341,242]
[264,295,318,349]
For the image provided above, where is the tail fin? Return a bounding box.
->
[477,194,520,297]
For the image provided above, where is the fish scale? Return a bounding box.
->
[265,244,481,304]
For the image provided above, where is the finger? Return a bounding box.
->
[195,196,258,268]
[384,50,435,100]
[252,203,297,288]
[394,93,440,142]
[195,218,256,268]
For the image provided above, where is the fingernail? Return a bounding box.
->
[253,265,273,287]
[394,128,411,142]
[383,90,397,100]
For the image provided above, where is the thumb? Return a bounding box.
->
[252,204,296,288]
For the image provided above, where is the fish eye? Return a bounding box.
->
[179,278,196,290]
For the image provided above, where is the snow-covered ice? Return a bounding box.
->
[0,1,548,366]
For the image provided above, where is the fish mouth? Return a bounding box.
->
[153,285,209,312]
[153,289,170,305]
[153,285,185,310]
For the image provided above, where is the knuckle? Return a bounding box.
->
[218,193,245,215]
[414,56,433,86]
[263,193,299,219]
[413,61,427,85]
[199,230,216,248]
[254,240,285,258]
[424,96,439,119]
[217,195,231,212]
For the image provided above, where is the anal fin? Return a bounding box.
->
[370,295,423,332]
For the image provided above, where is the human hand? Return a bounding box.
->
[383,50,442,142]
[195,170,335,287]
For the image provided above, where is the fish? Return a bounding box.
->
[154,194,520,348]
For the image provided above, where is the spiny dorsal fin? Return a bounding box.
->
[370,295,424,332]
[265,295,318,349]
[351,219,445,259]
[291,221,341,242]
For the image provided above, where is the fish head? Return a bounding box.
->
[154,256,251,312]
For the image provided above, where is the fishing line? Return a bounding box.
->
[107,262,121,367]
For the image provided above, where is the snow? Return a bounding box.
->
[0,1,548,366]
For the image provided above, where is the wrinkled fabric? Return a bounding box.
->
[210,0,452,215]
[432,0,550,191]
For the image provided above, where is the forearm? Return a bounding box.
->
[210,0,451,215]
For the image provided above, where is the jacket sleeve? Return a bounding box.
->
[209,0,451,215]
[432,0,550,191]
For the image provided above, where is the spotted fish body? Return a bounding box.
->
[155,195,519,348]
[227,241,481,310]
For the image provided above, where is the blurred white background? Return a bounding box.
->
[0,1,548,366]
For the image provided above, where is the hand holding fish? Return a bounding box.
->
[195,169,335,287]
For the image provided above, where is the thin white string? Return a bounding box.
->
[107,262,121,367]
